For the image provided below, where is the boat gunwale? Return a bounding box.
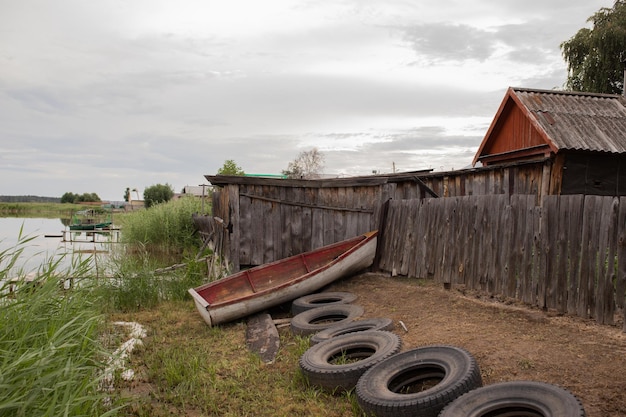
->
[189,231,377,308]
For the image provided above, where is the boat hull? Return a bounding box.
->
[188,232,377,327]
[69,222,112,231]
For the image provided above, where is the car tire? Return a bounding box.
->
[438,380,586,417]
[310,318,394,345]
[291,291,358,316]
[355,345,482,417]
[290,304,364,336]
[299,330,402,392]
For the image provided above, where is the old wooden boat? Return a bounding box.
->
[188,230,378,327]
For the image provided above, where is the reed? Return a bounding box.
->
[99,197,209,313]
[117,196,204,255]
[97,247,207,313]
[0,236,118,416]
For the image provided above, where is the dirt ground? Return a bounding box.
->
[320,272,626,417]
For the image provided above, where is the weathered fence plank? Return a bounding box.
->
[374,194,626,327]
[495,197,511,296]
[620,197,626,331]
[519,196,535,304]
[399,200,414,276]
[566,195,584,316]
[578,196,595,318]
[553,195,569,314]
[596,197,618,325]
[221,180,626,328]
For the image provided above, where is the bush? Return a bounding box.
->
[143,184,174,208]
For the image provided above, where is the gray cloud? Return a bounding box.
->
[0,0,613,199]
[401,23,498,63]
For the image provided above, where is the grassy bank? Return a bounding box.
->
[2,197,360,416]
[0,240,118,416]
[113,302,360,417]
[0,202,99,217]
[106,197,364,416]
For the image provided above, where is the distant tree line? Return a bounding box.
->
[60,192,101,204]
[0,195,61,203]
[215,148,325,181]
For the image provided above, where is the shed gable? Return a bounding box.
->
[473,87,626,167]
[478,98,551,165]
[473,88,554,166]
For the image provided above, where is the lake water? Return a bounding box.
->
[0,217,118,277]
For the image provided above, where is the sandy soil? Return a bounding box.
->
[322,272,626,417]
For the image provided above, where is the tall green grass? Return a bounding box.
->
[100,197,209,313]
[0,197,213,415]
[0,235,117,416]
[118,196,204,255]
[98,246,207,313]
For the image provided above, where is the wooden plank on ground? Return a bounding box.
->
[246,312,280,364]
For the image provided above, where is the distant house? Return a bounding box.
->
[177,185,212,198]
[473,87,626,196]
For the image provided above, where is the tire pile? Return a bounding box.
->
[289,291,587,417]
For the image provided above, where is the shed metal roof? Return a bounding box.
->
[514,88,626,153]
[473,87,626,165]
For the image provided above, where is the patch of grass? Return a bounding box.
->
[97,244,207,313]
[114,302,364,416]
[5,198,365,415]
[518,358,535,370]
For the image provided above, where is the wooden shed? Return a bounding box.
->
[203,87,626,270]
[473,87,626,196]
[205,161,556,271]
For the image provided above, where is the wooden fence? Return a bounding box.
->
[377,194,626,328]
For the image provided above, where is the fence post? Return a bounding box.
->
[372,198,391,272]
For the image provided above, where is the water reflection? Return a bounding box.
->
[0,217,119,277]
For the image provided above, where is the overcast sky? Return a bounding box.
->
[0,0,613,201]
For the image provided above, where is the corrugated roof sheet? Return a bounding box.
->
[514,88,626,153]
